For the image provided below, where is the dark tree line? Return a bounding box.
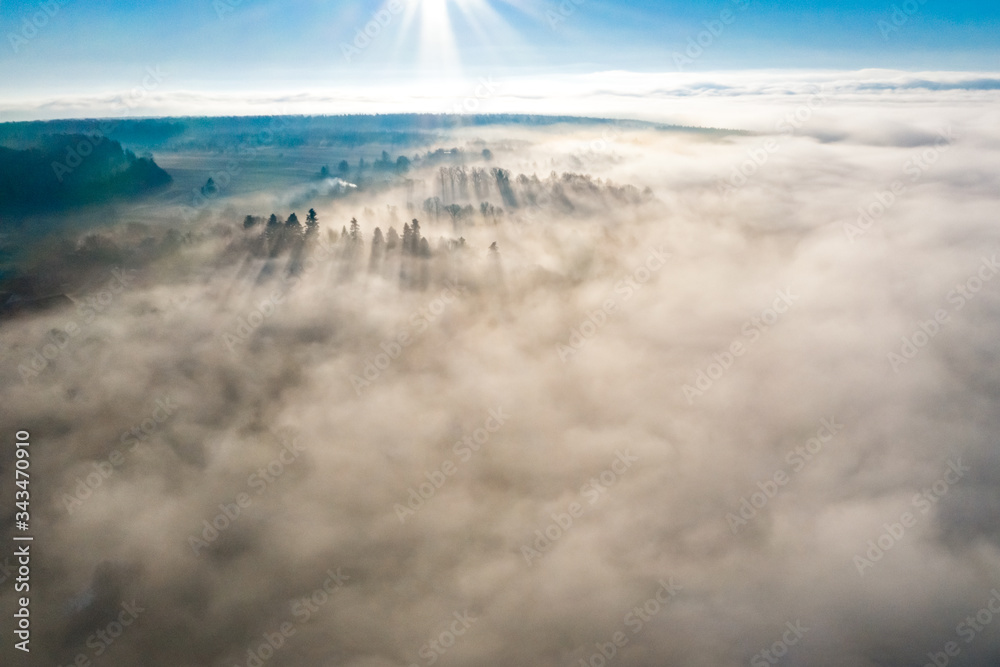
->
[316,151,416,181]
[240,207,320,260]
[0,135,171,214]
[431,166,654,219]
[234,209,487,291]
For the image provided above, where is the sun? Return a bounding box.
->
[395,0,533,74]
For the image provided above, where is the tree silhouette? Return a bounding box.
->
[243,215,259,229]
[338,160,350,176]
[201,177,217,196]
[265,213,289,257]
[265,214,281,242]
[444,204,463,231]
[492,168,517,208]
[488,241,504,293]
[409,219,422,254]
[401,222,413,256]
[399,222,414,287]
[305,209,318,228]
[417,237,432,289]
[370,227,385,272]
[423,196,443,220]
[285,212,300,228]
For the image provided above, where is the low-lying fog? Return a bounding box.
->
[2,95,1000,666]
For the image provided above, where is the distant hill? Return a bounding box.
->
[0,134,172,213]
[0,114,748,154]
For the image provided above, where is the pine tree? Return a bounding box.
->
[401,223,413,255]
[265,214,281,241]
[409,219,421,254]
[370,227,385,271]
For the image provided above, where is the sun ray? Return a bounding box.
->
[451,0,526,54]
[418,0,462,74]
[387,0,538,80]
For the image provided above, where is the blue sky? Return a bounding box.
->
[0,0,997,116]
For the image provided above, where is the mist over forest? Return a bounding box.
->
[1,102,1000,667]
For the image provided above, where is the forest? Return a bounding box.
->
[0,134,171,212]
